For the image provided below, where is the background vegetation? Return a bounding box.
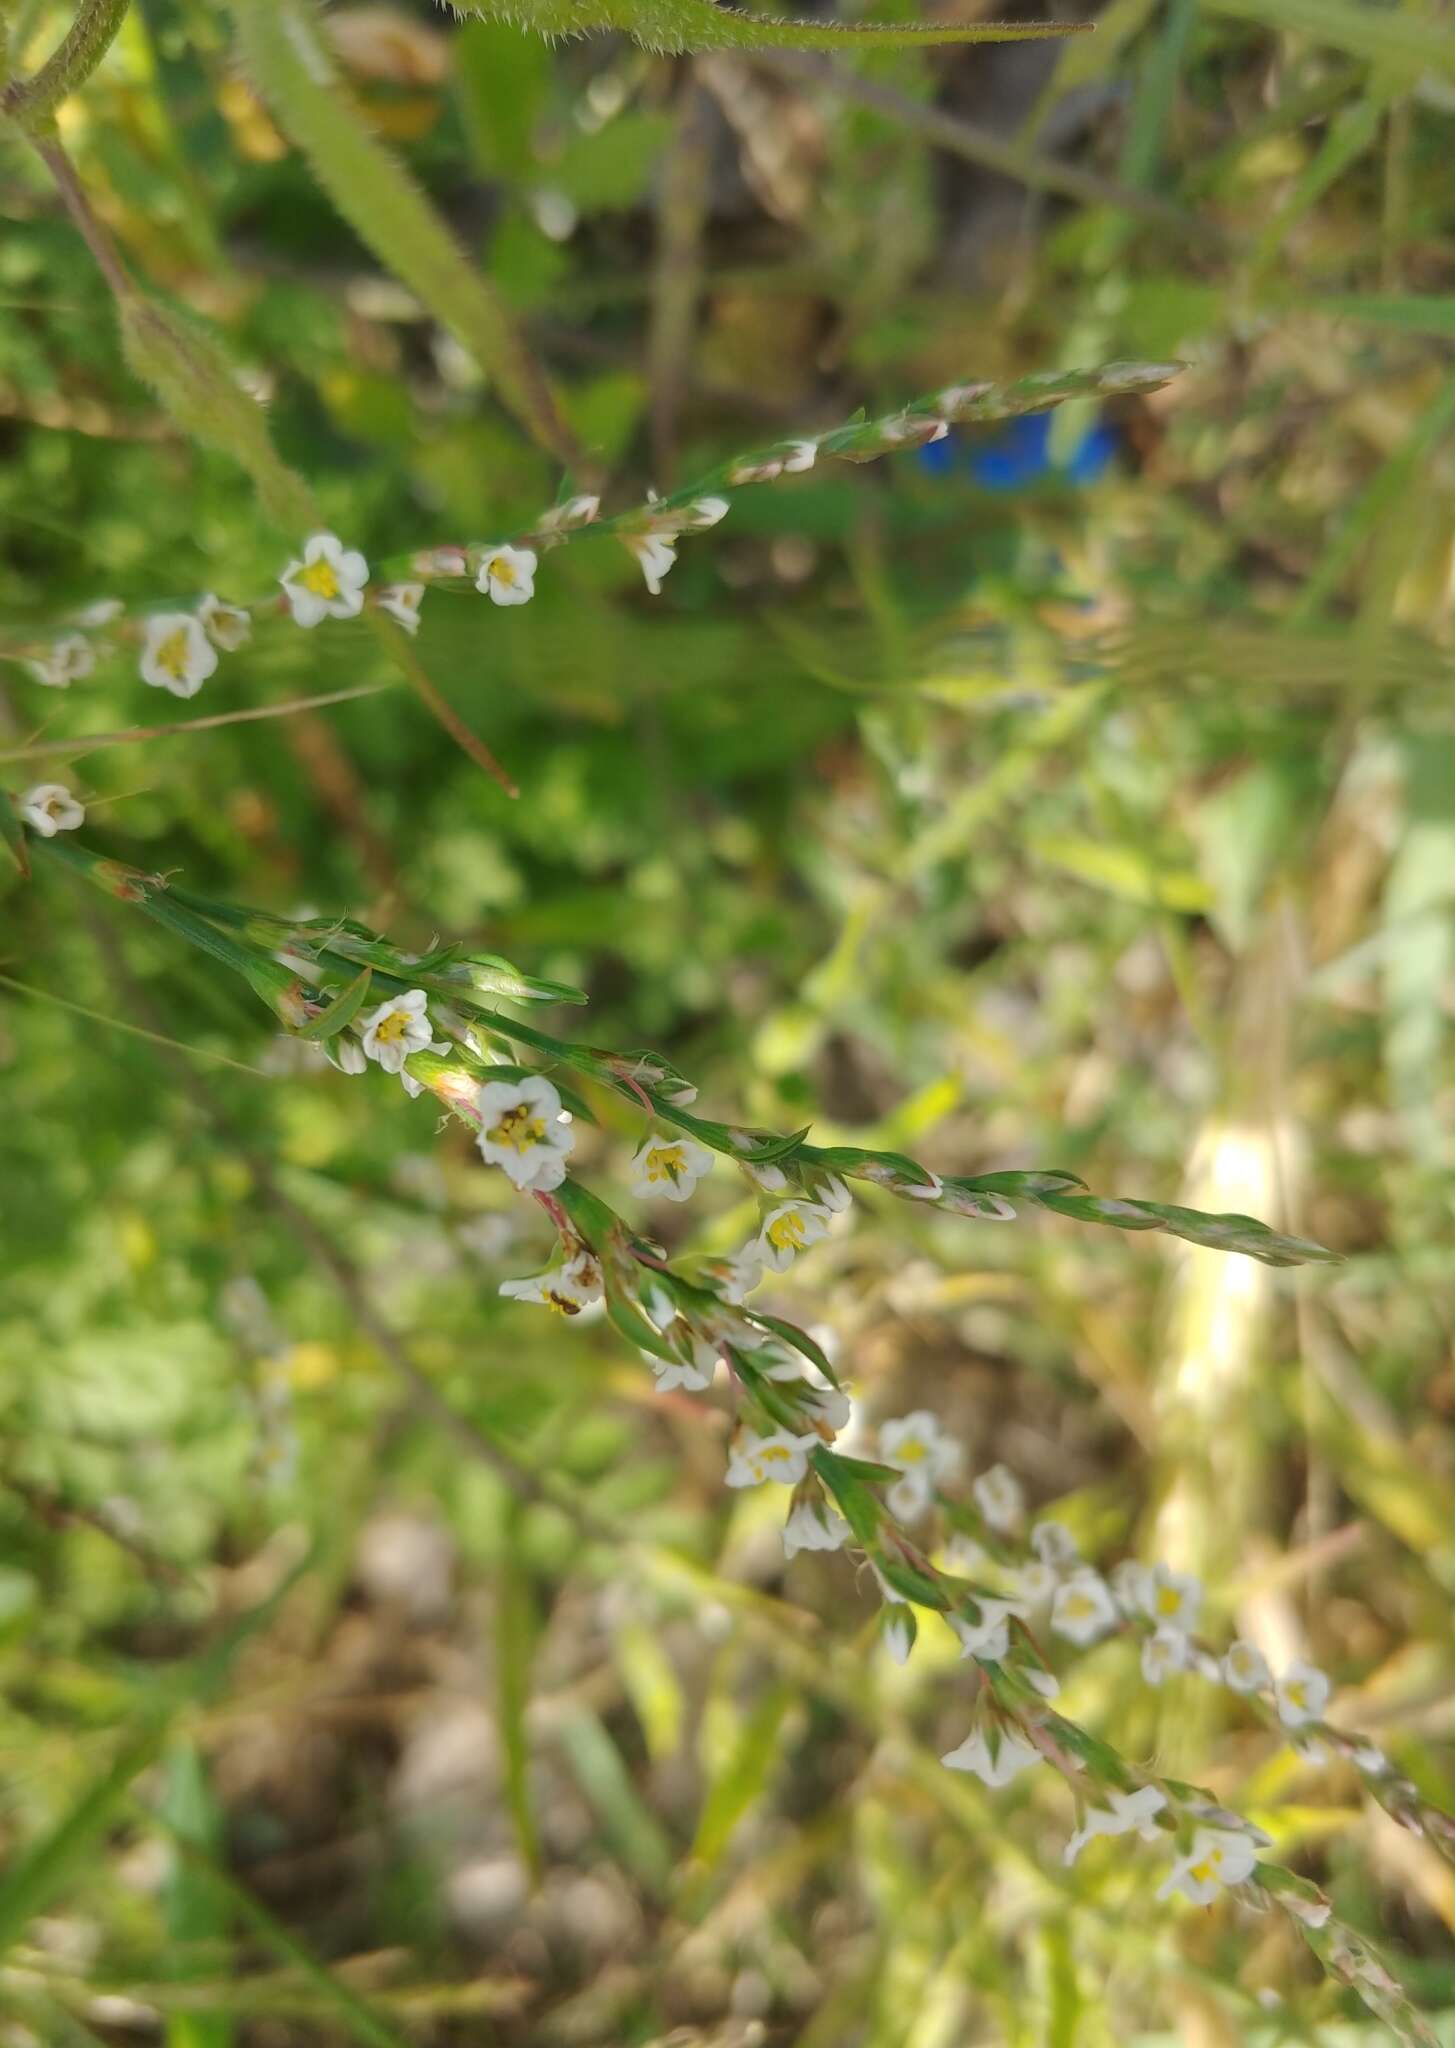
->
[2,0,1454,2039]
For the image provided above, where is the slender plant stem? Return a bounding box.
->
[1,0,130,128]
[33,135,134,298]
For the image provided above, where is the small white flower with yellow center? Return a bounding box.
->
[724,1426,817,1489]
[1142,1626,1190,1686]
[476,544,537,607]
[942,1722,1041,1786]
[972,1462,1025,1535]
[376,583,425,635]
[1223,1640,1272,1694]
[280,533,369,626]
[198,593,252,651]
[880,1409,961,1521]
[754,1199,833,1274]
[1274,1660,1330,1730]
[1051,1570,1118,1648]
[27,633,94,688]
[358,988,434,1074]
[1157,1826,1258,1905]
[1064,1785,1167,1864]
[500,1251,602,1318]
[1140,1563,1203,1635]
[139,612,218,698]
[19,782,85,836]
[629,1134,714,1203]
[625,533,676,595]
[475,1075,575,1192]
[1030,1520,1079,1570]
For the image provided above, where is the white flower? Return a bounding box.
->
[941,1723,1041,1786]
[950,1597,1025,1662]
[782,439,816,472]
[1274,1661,1330,1730]
[1064,1785,1167,1864]
[882,1607,915,1664]
[629,1135,714,1202]
[754,1200,833,1273]
[1024,1667,1060,1701]
[1157,1826,1258,1905]
[1223,1640,1272,1694]
[376,582,425,635]
[500,1251,602,1317]
[650,1333,719,1394]
[744,1160,789,1194]
[358,988,434,1074]
[1350,1742,1389,1776]
[18,782,84,836]
[941,1532,989,1576]
[280,533,369,626]
[1142,1626,1190,1686]
[681,495,728,529]
[26,633,94,687]
[625,533,676,595]
[1012,1559,1058,1607]
[326,1035,368,1074]
[1111,1559,1152,1615]
[74,598,123,628]
[709,1250,762,1303]
[1140,1563,1203,1635]
[725,1427,816,1489]
[139,612,218,698]
[476,544,537,607]
[783,1496,850,1559]
[1030,1520,1079,1569]
[972,1463,1025,1535]
[198,593,252,651]
[881,1411,961,1485]
[537,493,600,536]
[797,1379,852,1437]
[814,1174,853,1212]
[476,1075,575,1192]
[886,1472,933,1523]
[1051,1570,1118,1647]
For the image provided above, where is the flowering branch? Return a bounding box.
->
[19,831,1447,2041]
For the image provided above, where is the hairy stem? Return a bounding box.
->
[1,0,130,128]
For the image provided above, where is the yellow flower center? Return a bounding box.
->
[1286,1682,1306,1709]
[155,628,192,679]
[895,1436,928,1465]
[1156,1586,1183,1617]
[299,557,341,599]
[756,1443,793,1468]
[766,1210,808,1254]
[646,1144,688,1183]
[489,554,516,587]
[1189,1857,1216,1884]
[1064,1592,1094,1618]
[544,1289,581,1317]
[374,1010,411,1045]
[487,1104,547,1153]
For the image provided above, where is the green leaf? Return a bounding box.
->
[233,0,579,468]
[161,1745,233,2048]
[742,1311,841,1388]
[556,1710,674,1897]
[459,0,1091,53]
[295,966,372,1041]
[1034,1191,1339,1267]
[689,1682,793,1871]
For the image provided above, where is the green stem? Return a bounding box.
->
[0,0,130,129]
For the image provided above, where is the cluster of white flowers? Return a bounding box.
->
[879,1410,961,1523]
[500,1247,603,1318]
[728,440,817,486]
